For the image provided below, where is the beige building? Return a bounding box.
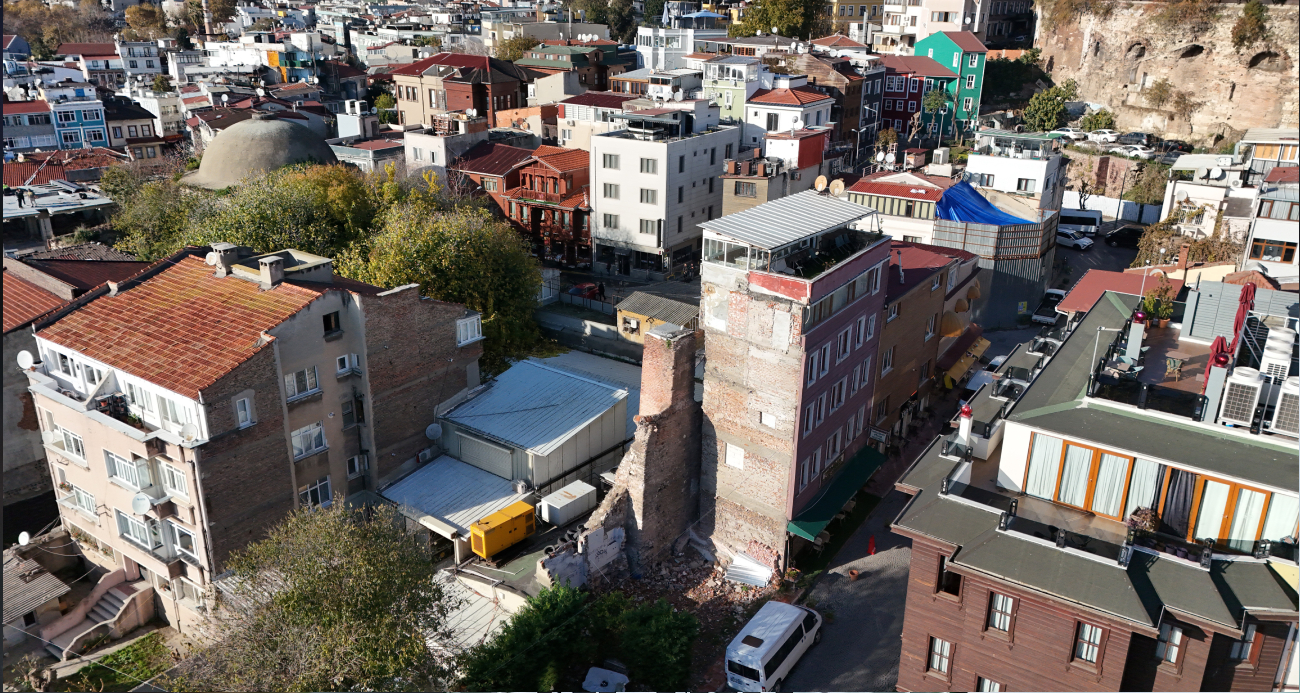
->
[26,244,483,644]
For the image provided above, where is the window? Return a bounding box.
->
[725,443,744,469]
[117,510,160,549]
[829,378,848,412]
[62,131,82,145]
[457,316,483,345]
[679,155,686,173]
[602,153,620,169]
[806,349,821,385]
[910,78,920,93]
[803,401,817,436]
[160,462,187,497]
[112,126,123,138]
[735,181,757,197]
[640,157,657,173]
[963,97,974,111]
[887,303,899,322]
[937,555,962,595]
[173,577,203,607]
[69,485,95,515]
[677,186,684,203]
[1016,178,1036,193]
[825,429,842,459]
[764,623,805,678]
[1257,199,1300,221]
[58,110,76,123]
[1155,622,1183,664]
[168,521,197,557]
[1074,622,1103,664]
[1249,240,1297,263]
[928,637,952,674]
[925,313,936,340]
[483,179,498,192]
[62,430,86,459]
[799,450,822,489]
[931,275,941,291]
[291,422,326,459]
[987,592,1014,631]
[639,219,658,234]
[85,130,104,142]
[341,398,364,427]
[815,392,828,424]
[128,125,139,138]
[603,213,619,228]
[603,183,620,199]
[908,100,917,113]
[837,328,853,362]
[880,346,894,375]
[299,476,332,507]
[819,344,831,376]
[284,366,319,399]
[105,451,150,488]
[639,188,657,204]
[322,311,341,335]
[875,396,889,424]
[866,313,877,340]
[1230,623,1260,662]
[976,677,1002,692]
[859,355,872,389]
[347,454,368,479]
[234,396,253,427]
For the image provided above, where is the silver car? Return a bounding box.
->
[1088,129,1121,143]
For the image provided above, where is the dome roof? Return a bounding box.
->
[182,113,338,189]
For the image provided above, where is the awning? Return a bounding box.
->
[787,445,886,542]
[938,324,985,371]
[943,336,991,387]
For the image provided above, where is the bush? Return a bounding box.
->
[1144,78,1175,108]
[1152,0,1219,33]
[1232,0,1269,50]
[1080,109,1116,132]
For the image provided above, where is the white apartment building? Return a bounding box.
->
[556,91,638,150]
[118,85,185,137]
[115,40,164,81]
[590,105,739,277]
[635,26,729,71]
[1243,177,1299,286]
[743,75,836,151]
[965,129,1066,211]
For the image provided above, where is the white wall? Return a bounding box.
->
[1061,191,1164,224]
[966,153,1064,205]
[996,420,1033,491]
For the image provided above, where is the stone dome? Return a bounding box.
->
[182,112,338,189]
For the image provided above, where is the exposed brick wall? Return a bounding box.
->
[358,288,482,484]
[197,347,295,572]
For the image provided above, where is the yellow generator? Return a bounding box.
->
[470,501,536,559]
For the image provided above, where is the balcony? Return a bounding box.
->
[1087,309,1212,422]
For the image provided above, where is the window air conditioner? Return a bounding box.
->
[1269,376,1300,437]
[1219,367,1263,427]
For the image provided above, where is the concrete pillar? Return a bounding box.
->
[453,537,471,563]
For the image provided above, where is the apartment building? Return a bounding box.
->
[700,56,769,124]
[914,32,986,138]
[556,91,639,151]
[589,105,736,277]
[869,242,957,450]
[846,169,955,244]
[744,76,836,151]
[1242,167,1298,288]
[891,283,1298,693]
[115,39,164,81]
[719,153,818,216]
[387,53,529,127]
[966,129,1067,211]
[37,82,109,151]
[514,44,628,92]
[26,244,484,639]
[497,147,594,264]
[786,53,866,147]
[2,101,58,153]
[56,43,125,88]
[635,26,730,70]
[404,112,492,180]
[117,85,186,138]
[880,55,955,136]
[698,190,891,572]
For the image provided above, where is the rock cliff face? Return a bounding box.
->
[1038,2,1298,143]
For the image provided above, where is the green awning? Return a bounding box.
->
[787,445,886,542]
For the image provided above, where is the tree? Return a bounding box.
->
[644,0,666,24]
[1079,108,1115,132]
[248,17,276,31]
[152,73,174,94]
[606,0,637,44]
[921,87,952,139]
[496,35,541,62]
[414,35,442,48]
[1122,163,1169,206]
[1232,0,1269,51]
[165,503,456,692]
[374,93,397,124]
[728,0,829,40]
[1021,85,1069,132]
[184,0,236,33]
[1144,78,1174,108]
[877,127,898,147]
[125,3,169,40]
[1074,180,1092,211]
[337,203,543,371]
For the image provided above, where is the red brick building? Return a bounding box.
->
[498,146,593,263]
[389,53,529,127]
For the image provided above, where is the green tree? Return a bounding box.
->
[165,503,455,692]
[644,0,666,23]
[617,598,699,691]
[877,127,898,147]
[1022,85,1069,132]
[374,93,397,124]
[1122,163,1169,206]
[1079,108,1115,132]
[1232,0,1269,50]
[124,3,169,39]
[1144,78,1174,108]
[728,0,828,40]
[338,204,543,371]
[248,17,276,31]
[496,35,541,61]
[414,35,442,47]
[607,0,637,43]
[108,177,207,260]
[151,73,174,93]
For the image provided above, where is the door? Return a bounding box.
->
[1160,468,1195,538]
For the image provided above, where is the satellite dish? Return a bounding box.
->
[964,15,972,23]
[829,179,845,196]
[814,175,828,191]
[370,106,378,114]
[222,93,229,103]
[1209,166,1223,180]
[885,152,896,163]
[772,25,779,33]
[16,350,34,370]
[425,422,443,440]
[875,151,885,162]
[205,251,219,266]
[179,423,199,442]
[131,492,152,515]
[1175,190,1190,202]
[673,91,684,102]
[1195,167,1209,180]
[18,531,30,546]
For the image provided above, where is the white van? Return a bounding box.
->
[1058,208,1104,236]
[725,601,823,692]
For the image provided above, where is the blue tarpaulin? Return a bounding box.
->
[936,181,1033,226]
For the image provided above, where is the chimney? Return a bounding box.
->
[1177,243,1189,269]
[259,256,285,289]
[756,161,766,177]
[896,249,905,284]
[211,241,240,277]
[957,403,973,445]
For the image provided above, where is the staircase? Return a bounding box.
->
[44,584,137,660]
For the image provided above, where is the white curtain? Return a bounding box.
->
[1194,480,1231,543]
[1025,434,1063,499]
[1228,488,1268,552]
[1125,458,1164,519]
[1058,445,1092,507]
[1090,453,1128,518]
[1262,494,1300,542]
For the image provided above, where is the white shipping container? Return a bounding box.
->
[539,480,598,527]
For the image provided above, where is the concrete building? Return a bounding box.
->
[1241,166,1298,288]
[404,112,492,181]
[25,243,483,641]
[615,291,700,344]
[329,137,406,173]
[529,71,586,107]
[37,81,108,151]
[967,129,1067,212]
[720,153,817,216]
[514,44,628,92]
[555,91,638,150]
[589,104,737,277]
[743,75,836,151]
[388,53,529,128]
[115,85,185,138]
[914,31,986,139]
[846,169,956,244]
[698,190,890,572]
[2,100,58,152]
[479,20,610,57]
[102,96,165,157]
[786,53,866,147]
[699,55,770,124]
[2,545,71,647]
[115,39,164,82]
[635,26,730,71]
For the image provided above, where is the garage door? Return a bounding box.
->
[458,434,512,479]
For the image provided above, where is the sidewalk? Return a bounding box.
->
[864,389,961,498]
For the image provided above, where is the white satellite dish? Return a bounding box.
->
[131,492,152,515]
[829,179,845,196]
[1175,190,1190,202]
[179,423,199,442]
[205,251,219,266]
[875,151,885,162]
[466,108,477,117]
[370,106,378,114]
[16,350,34,370]
[885,152,896,163]
[18,531,30,546]
[964,15,972,23]
[771,26,779,33]
[425,422,443,440]
[1209,166,1223,180]
[814,175,828,191]
[1195,167,1209,180]
[673,91,684,102]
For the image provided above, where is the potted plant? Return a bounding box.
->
[58,481,73,493]
[1142,276,1176,328]
[1127,506,1158,537]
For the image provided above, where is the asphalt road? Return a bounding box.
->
[782,491,914,693]
[1056,223,1140,280]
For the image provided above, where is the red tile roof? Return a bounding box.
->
[1264,166,1298,184]
[941,31,988,53]
[748,86,834,106]
[811,34,867,48]
[3,35,20,51]
[501,184,590,210]
[861,169,958,189]
[848,179,945,202]
[56,43,116,57]
[454,141,534,177]
[3,100,51,114]
[21,260,150,292]
[346,139,404,150]
[881,55,957,78]
[533,147,589,173]
[3,269,66,333]
[1057,269,1185,315]
[36,253,361,399]
[3,148,129,186]
[179,84,202,94]
[683,51,717,60]
[886,242,959,299]
[560,91,637,109]
[1223,270,1279,290]
[183,95,212,105]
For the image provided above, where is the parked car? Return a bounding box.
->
[568,282,598,299]
[1104,224,1145,248]
[726,601,823,692]
[1108,144,1157,160]
[1056,228,1094,250]
[1160,139,1195,153]
[1050,127,1088,141]
[1033,289,1068,325]
[1118,132,1153,146]
[1088,129,1121,143]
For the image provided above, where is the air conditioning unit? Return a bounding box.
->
[1219,367,1264,427]
[1269,376,1300,437]
[933,146,950,165]
[1261,345,1292,382]
[417,448,434,463]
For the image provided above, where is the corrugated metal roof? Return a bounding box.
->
[702,189,874,250]
[616,291,699,326]
[1241,128,1300,143]
[429,571,511,654]
[445,360,627,456]
[382,455,526,536]
[3,549,71,624]
[537,352,642,437]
